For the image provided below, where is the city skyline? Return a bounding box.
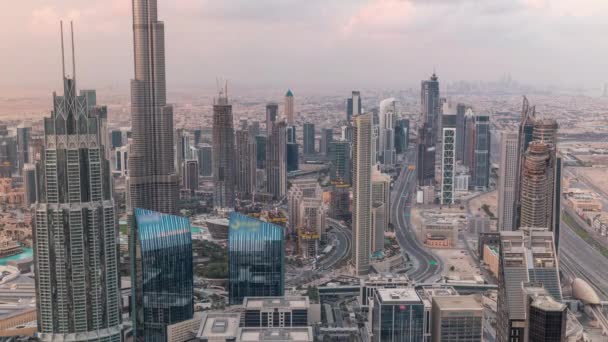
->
[2,1,608,92]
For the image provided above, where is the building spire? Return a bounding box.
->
[60,21,66,79]
[70,21,76,85]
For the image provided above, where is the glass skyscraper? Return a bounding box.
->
[229,212,285,305]
[132,208,194,342]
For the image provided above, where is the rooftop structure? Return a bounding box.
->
[237,327,313,342]
[243,297,309,311]
[195,313,240,341]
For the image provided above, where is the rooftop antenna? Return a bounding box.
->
[60,21,66,79]
[225,80,228,99]
[70,21,76,85]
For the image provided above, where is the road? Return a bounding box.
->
[391,146,443,282]
[319,220,351,270]
[559,220,608,299]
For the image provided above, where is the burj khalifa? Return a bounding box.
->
[128,0,178,215]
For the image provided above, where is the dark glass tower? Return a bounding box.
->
[128,0,179,215]
[133,208,194,342]
[473,115,491,190]
[303,122,315,155]
[212,89,237,209]
[228,212,285,305]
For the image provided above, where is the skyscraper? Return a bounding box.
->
[267,121,287,199]
[287,143,299,172]
[198,143,212,177]
[496,229,562,342]
[440,115,457,205]
[519,141,552,229]
[212,87,237,209]
[229,212,285,305]
[320,128,333,156]
[346,91,362,123]
[455,103,467,161]
[352,113,373,276]
[255,135,267,170]
[525,286,567,342]
[379,98,397,165]
[266,103,279,135]
[498,132,519,231]
[128,0,179,215]
[417,123,436,187]
[235,129,257,198]
[329,140,351,184]
[303,122,315,155]
[285,89,295,125]
[421,73,441,143]
[34,24,121,340]
[473,115,491,190]
[372,167,391,253]
[23,163,37,207]
[182,159,199,193]
[394,119,409,154]
[462,108,477,171]
[16,126,31,173]
[133,208,194,341]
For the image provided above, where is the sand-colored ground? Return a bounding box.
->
[574,167,608,197]
[435,248,482,281]
[468,190,498,218]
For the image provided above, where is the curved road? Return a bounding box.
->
[391,147,443,282]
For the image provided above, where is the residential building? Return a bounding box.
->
[236,130,257,198]
[498,132,518,231]
[242,296,310,327]
[440,115,457,204]
[379,98,397,165]
[352,113,373,276]
[34,40,121,340]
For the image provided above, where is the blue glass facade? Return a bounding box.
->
[372,293,424,342]
[229,213,285,305]
[132,208,194,342]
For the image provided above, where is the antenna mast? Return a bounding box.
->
[60,21,66,79]
[70,21,76,85]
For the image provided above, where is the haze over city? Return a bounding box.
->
[2,0,608,93]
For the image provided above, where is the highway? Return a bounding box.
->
[559,220,608,299]
[391,147,443,282]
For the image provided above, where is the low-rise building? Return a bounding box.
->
[236,327,313,342]
[242,296,310,328]
[195,313,240,342]
[431,296,483,342]
[483,245,499,278]
[371,288,424,342]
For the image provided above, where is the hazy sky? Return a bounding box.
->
[2,0,607,92]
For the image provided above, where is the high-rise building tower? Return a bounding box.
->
[346,91,362,123]
[34,24,121,340]
[267,121,287,199]
[440,115,457,205]
[235,129,257,199]
[133,208,194,341]
[198,144,212,177]
[303,123,315,155]
[16,126,31,173]
[212,87,237,209]
[455,103,467,161]
[421,73,441,143]
[524,286,567,342]
[182,159,199,193]
[128,0,179,215]
[498,132,519,231]
[255,135,267,169]
[23,163,37,207]
[473,115,491,190]
[519,141,552,229]
[285,89,294,125]
[266,103,279,136]
[329,140,351,184]
[228,213,284,305]
[462,108,477,171]
[352,113,373,276]
[372,166,391,253]
[320,128,334,156]
[378,98,397,165]
[496,229,562,342]
[394,119,409,154]
[513,97,537,229]
[287,143,299,172]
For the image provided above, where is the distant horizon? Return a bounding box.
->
[1,1,608,93]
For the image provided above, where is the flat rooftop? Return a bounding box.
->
[243,296,309,310]
[433,295,483,312]
[237,327,314,342]
[196,313,240,339]
[376,288,421,304]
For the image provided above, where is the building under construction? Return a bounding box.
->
[519,141,552,229]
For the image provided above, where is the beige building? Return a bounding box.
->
[483,245,499,277]
[431,296,483,342]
